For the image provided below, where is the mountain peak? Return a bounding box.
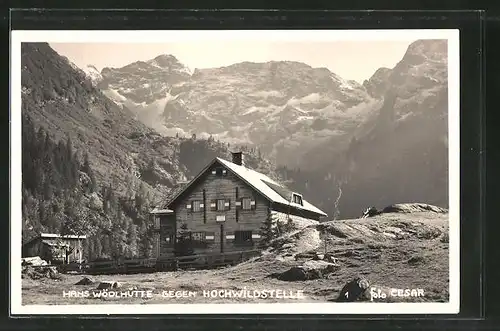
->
[402,39,448,64]
[148,54,181,67]
[81,64,103,86]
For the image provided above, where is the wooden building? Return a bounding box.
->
[22,233,86,264]
[150,152,327,260]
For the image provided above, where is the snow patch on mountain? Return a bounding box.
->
[287,93,324,106]
[82,65,103,85]
[103,88,128,103]
[331,73,355,91]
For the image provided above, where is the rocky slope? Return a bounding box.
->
[23,204,449,304]
[97,58,375,167]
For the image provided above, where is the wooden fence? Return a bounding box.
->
[79,250,261,275]
[83,258,158,275]
[156,249,261,271]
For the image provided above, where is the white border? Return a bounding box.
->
[10,29,460,315]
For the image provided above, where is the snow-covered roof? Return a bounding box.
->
[165,157,327,217]
[216,158,327,217]
[150,208,174,215]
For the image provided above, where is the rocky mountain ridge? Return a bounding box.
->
[77,39,449,218]
[95,57,377,167]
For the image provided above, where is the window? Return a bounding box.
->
[211,199,230,211]
[217,199,225,211]
[237,198,256,210]
[234,230,253,246]
[292,193,303,206]
[217,199,230,211]
[242,198,252,210]
[211,167,227,176]
[187,200,203,212]
[192,232,205,241]
[192,200,202,212]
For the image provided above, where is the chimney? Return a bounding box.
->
[231,152,244,166]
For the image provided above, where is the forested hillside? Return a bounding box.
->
[22,114,156,260]
[20,43,275,261]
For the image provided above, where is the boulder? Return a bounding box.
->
[75,276,95,285]
[275,260,340,281]
[47,266,61,280]
[96,281,121,289]
[362,207,381,218]
[22,265,61,280]
[335,277,370,302]
[278,267,309,281]
[407,254,425,266]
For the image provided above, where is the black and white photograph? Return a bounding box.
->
[10,30,460,315]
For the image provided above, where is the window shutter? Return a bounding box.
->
[210,200,217,211]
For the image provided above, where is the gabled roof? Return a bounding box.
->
[165,157,327,217]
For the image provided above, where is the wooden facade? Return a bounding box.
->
[22,233,86,264]
[151,153,327,260]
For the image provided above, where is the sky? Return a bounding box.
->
[50,40,416,83]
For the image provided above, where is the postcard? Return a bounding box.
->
[10,29,460,315]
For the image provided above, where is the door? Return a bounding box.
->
[160,214,176,258]
[153,232,160,258]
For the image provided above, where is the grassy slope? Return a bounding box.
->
[22,209,449,305]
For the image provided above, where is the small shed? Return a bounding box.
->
[22,233,87,264]
[150,207,175,258]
